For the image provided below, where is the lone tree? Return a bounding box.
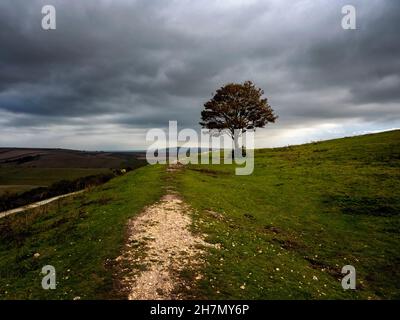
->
[200,81,277,157]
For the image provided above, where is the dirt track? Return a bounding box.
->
[117,164,213,300]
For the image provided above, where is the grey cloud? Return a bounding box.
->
[0,0,399,148]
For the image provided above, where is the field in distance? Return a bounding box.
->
[0,148,146,195]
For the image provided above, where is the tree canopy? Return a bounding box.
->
[200,81,277,138]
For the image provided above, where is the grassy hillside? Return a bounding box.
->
[0,130,398,300]
[174,130,400,299]
[0,165,165,299]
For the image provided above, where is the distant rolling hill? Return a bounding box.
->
[0,148,146,169]
[0,148,147,196]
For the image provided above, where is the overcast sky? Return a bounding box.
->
[0,0,399,150]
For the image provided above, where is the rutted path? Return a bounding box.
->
[117,169,213,299]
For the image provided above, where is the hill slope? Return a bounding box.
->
[174,129,400,299]
[0,130,399,299]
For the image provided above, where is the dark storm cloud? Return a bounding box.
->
[0,0,399,148]
[287,0,400,105]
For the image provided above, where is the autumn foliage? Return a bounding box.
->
[200,81,277,155]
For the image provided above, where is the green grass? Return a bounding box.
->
[0,168,111,195]
[0,165,165,299]
[0,130,399,300]
[173,130,400,299]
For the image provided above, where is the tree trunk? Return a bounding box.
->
[232,133,241,160]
